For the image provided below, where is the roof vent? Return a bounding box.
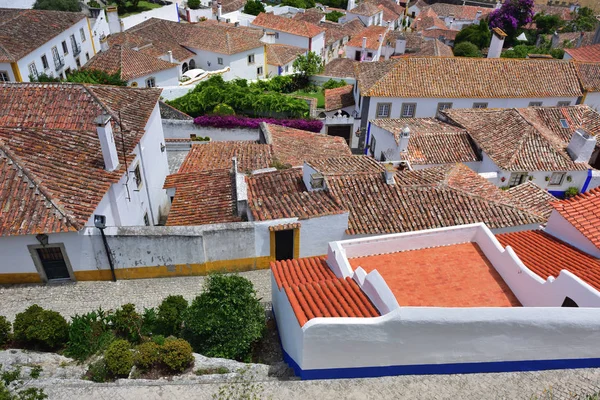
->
[560,119,569,128]
[567,128,597,163]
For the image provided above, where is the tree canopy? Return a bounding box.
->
[326,10,344,22]
[453,41,483,57]
[566,7,599,32]
[454,20,492,49]
[281,0,316,9]
[292,51,323,77]
[488,0,534,42]
[533,13,563,34]
[33,0,81,11]
[30,69,128,86]
[243,0,265,15]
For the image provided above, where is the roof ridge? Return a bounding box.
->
[0,140,81,230]
[82,85,129,132]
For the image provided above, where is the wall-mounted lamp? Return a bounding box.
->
[160,142,166,153]
[36,233,49,246]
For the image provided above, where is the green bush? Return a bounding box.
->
[13,305,68,351]
[141,307,158,337]
[183,275,265,361]
[86,359,109,383]
[104,340,133,378]
[0,316,11,346]
[112,304,143,343]
[156,295,189,337]
[151,335,166,346]
[187,0,200,9]
[325,10,344,22]
[213,104,235,116]
[134,341,161,370]
[322,79,347,90]
[453,42,482,57]
[565,187,579,199]
[243,0,265,15]
[65,308,115,362]
[161,338,194,373]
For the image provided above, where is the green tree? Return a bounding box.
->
[30,69,127,86]
[454,20,492,49]
[453,41,482,57]
[567,7,599,32]
[292,51,323,77]
[325,10,344,22]
[187,0,201,9]
[33,0,81,11]
[281,0,315,9]
[533,13,563,34]
[243,0,265,15]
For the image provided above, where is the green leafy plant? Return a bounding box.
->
[85,359,110,383]
[151,335,166,346]
[243,0,265,15]
[325,10,344,22]
[292,51,323,78]
[104,340,133,378]
[33,0,80,11]
[195,367,229,375]
[1,366,21,386]
[453,42,482,57]
[187,0,201,9]
[183,275,265,361]
[213,104,236,116]
[161,338,194,373]
[65,308,115,362]
[141,307,158,337]
[322,79,347,90]
[565,187,579,199]
[29,70,127,86]
[133,341,161,370]
[29,366,42,380]
[454,20,491,49]
[0,316,11,347]
[111,304,143,343]
[13,305,68,351]
[156,295,189,337]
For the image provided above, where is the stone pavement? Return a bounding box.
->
[0,270,271,322]
[30,367,600,400]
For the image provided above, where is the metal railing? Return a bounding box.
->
[72,41,81,56]
[54,54,64,71]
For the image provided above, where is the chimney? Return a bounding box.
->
[550,31,559,48]
[567,128,597,163]
[261,31,277,44]
[398,125,410,154]
[106,6,122,34]
[378,34,383,43]
[495,0,501,9]
[217,2,222,19]
[167,50,173,63]
[576,31,584,48]
[475,10,482,22]
[362,36,367,49]
[232,157,249,217]
[99,35,109,52]
[383,164,395,185]
[535,34,542,47]
[487,27,507,58]
[95,113,120,172]
[347,0,355,11]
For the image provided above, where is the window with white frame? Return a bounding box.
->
[437,102,452,112]
[218,57,223,65]
[528,101,542,106]
[0,71,9,82]
[473,102,488,109]
[145,77,156,88]
[401,103,416,117]
[80,27,86,42]
[376,103,391,118]
[28,62,38,79]
[549,172,565,186]
[508,172,527,187]
[257,66,263,75]
[557,101,571,107]
[248,54,255,64]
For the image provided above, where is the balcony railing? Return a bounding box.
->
[72,41,81,56]
[54,55,64,71]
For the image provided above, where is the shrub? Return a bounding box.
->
[161,338,194,373]
[152,335,166,346]
[134,341,161,370]
[183,275,265,361]
[453,42,482,57]
[104,340,133,378]
[65,308,114,362]
[193,115,323,133]
[243,0,265,15]
[141,307,158,337]
[325,10,344,22]
[111,304,143,343]
[0,316,11,346]
[13,305,68,350]
[565,187,579,199]
[213,104,235,116]
[86,359,109,383]
[156,295,189,337]
[322,79,347,90]
[187,0,200,9]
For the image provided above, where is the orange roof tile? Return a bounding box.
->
[506,182,556,221]
[177,142,273,173]
[565,43,600,62]
[306,155,384,176]
[324,84,355,111]
[550,188,600,249]
[423,3,492,20]
[349,243,522,307]
[573,61,600,92]
[266,44,307,66]
[252,12,325,38]
[347,25,388,49]
[349,2,382,16]
[271,257,380,326]
[497,230,600,291]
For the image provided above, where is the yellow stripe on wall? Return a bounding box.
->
[10,63,22,82]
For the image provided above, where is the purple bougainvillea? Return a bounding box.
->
[488,0,534,32]
[193,115,323,133]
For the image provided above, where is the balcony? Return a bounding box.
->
[54,55,65,71]
[72,41,81,56]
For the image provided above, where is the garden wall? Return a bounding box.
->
[121,2,179,30]
[162,119,260,141]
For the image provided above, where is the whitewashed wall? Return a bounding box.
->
[187,46,266,81]
[121,3,179,30]
[583,92,600,111]
[129,66,181,88]
[91,10,110,55]
[186,7,213,22]
[545,210,600,258]
[162,119,260,141]
[0,62,15,82]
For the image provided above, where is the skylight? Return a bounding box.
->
[560,119,569,129]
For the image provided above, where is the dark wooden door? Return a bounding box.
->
[37,247,70,281]
[327,125,352,145]
[275,230,294,261]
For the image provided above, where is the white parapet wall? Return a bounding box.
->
[121,3,179,30]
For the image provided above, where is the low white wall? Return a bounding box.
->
[162,119,260,141]
[186,7,213,22]
[298,213,349,257]
[545,211,600,258]
[121,3,179,30]
[272,273,305,366]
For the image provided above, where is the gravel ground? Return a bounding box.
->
[0,270,271,322]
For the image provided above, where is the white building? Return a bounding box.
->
[251,12,326,60]
[265,43,307,77]
[0,8,96,82]
[573,61,600,111]
[345,25,391,61]
[420,3,493,31]
[0,83,170,283]
[340,1,384,27]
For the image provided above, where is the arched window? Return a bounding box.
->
[189,59,196,70]
[182,62,188,74]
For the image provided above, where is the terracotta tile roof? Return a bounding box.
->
[293,8,325,24]
[306,155,385,176]
[349,2,382,16]
[565,43,600,62]
[163,169,242,226]
[545,32,594,49]
[246,168,347,221]
[369,0,404,17]
[550,188,600,249]
[404,32,425,52]
[399,38,454,57]
[497,230,600,291]
[423,3,492,20]
[327,163,543,235]
[252,12,325,38]
[159,101,193,120]
[177,142,273,173]
[262,123,352,166]
[356,58,582,98]
[321,58,359,78]
[377,4,400,21]
[324,84,355,111]
[0,83,160,236]
[444,107,590,172]
[419,28,459,40]
[85,45,179,81]
[506,182,556,221]
[320,19,365,46]
[0,9,85,62]
[413,7,448,31]
[370,118,478,164]
[535,4,574,20]
[347,25,389,49]
[180,20,265,55]
[266,44,307,66]
[573,61,600,92]
[213,0,247,13]
[515,105,600,144]
[271,257,380,326]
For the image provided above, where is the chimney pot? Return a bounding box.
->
[168,50,173,63]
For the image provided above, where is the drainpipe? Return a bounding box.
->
[137,142,156,224]
[99,228,117,282]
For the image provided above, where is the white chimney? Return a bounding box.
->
[106,6,122,34]
[378,34,383,43]
[217,2,222,19]
[475,10,482,22]
[99,35,109,52]
[495,1,501,9]
[167,50,173,63]
[347,0,355,11]
[261,31,277,44]
[232,157,248,217]
[383,164,395,185]
[488,27,507,58]
[362,36,367,49]
[95,113,120,172]
[567,128,597,163]
[398,125,410,154]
